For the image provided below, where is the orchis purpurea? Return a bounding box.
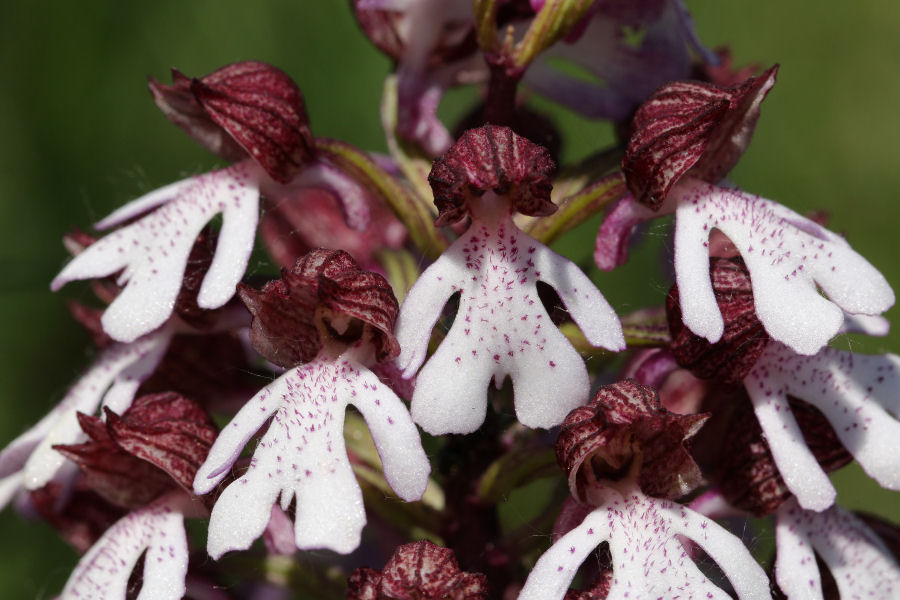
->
[193,249,429,556]
[395,125,624,435]
[520,380,771,600]
[53,392,218,600]
[668,256,900,512]
[598,69,894,356]
[51,61,389,343]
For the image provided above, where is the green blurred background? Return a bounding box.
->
[0,1,897,597]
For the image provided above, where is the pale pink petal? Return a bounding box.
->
[339,364,430,501]
[532,243,624,351]
[747,343,900,501]
[193,375,283,494]
[841,313,890,336]
[594,193,658,271]
[19,328,173,491]
[201,351,426,557]
[520,489,771,600]
[745,374,836,511]
[395,252,466,377]
[776,500,900,600]
[672,179,894,355]
[52,161,262,343]
[94,178,192,231]
[60,492,201,600]
[518,508,613,600]
[660,498,772,599]
[409,322,498,434]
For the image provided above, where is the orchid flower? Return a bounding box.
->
[775,499,900,600]
[51,61,378,343]
[522,380,770,600]
[395,126,624,435]
[59,491,206,600]
[519,486,772,600]
[193,249,429,556]
[0,325,174,509]
[600,69,894,356]
[744,342,900,511]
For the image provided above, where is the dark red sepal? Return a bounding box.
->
[149,68,247,162]
[151,61,314,182]
[429,125,556,226]
[54,413,175,509]
[347,540,490,600]
[667,257,770,385]
[104,392,218,493]
[557,379,708,501]
[716,392,851,516]
[622,66,777,209]
[239,249,400,368]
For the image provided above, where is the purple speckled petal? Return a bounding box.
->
[60,492,202,600]
[746,343,900,509]
[520,489,771,600]
[593,193,658,271]
[672,179,894,355]
[200,351,426,557]
[394,251,467,378]
[51,161,262,343]
[775,499,900,600]
[339,365,429,501]
[3,328,173,496]
[398,207,622,434]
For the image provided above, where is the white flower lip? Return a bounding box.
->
[194,351,429,557]
[519,488,772,600]
[395,210,624,436]
[51,161,262,343]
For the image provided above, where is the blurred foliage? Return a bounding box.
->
[0,1,898,597]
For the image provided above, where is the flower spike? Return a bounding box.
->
[396,126,624,435]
